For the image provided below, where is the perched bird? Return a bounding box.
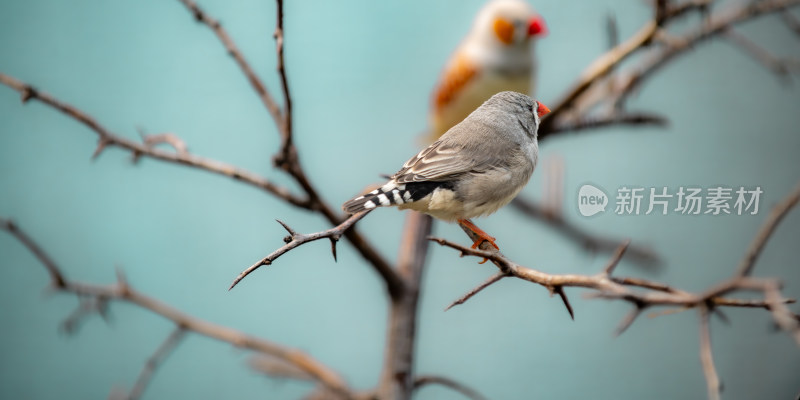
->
[427,0,547,142]
[344,91,551,250]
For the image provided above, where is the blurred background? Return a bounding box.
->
[1,0,798,399]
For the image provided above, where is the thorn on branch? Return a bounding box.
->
[21,85,37,103]
[276,219,297,236]
[603,240,631,276]
[92,138,111,160]
[554,286,575,320]
[615,303,645,336]
[329,236,339,262]
[711,307,731,326]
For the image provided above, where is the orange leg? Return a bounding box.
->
[457,218,499,264]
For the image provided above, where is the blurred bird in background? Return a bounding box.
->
[426,0,547,142]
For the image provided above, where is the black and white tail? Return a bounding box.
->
[342,182,414,214]
[342,180,455,214]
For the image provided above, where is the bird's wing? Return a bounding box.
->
[432,52,478,114]
[392,137,505,184]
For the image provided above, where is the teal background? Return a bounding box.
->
[1,1,799,399]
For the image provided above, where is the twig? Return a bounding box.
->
[178,0,397,295]
[229,211,375,290]
[602,240,630,275]
[547,111,668,134]
[413,375,489,400]
[0,218,65,288]
[428,183,800,399]
[698,305,721,400]
[0,73,307,208]
[377,212,432,399]
[510,197,659,265]
[444,272,508,311]
[176,0,283,126]
[723,28,800,81]
[0,219,354,399]
[736,183,800,277]
[538,19,659,136]
[125,327,187,400]
[274,0,293,165]
[617,0,800,103]
[0,72,399,297]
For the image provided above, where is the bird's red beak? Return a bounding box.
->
[537,102,551,118]
[528,15,547,37]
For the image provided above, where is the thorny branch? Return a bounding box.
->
[539,0,800,137]
[173,0,401,296]
[0,73,308,208]
[431,183,800,399]
[0,217,356,399]
[612,0,800,107]
[229,211,371,290]
[2,0,799,399]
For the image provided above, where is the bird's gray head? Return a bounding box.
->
[482,91,551,140]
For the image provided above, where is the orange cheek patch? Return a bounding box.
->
[493,18,514,45]
[433,54,478,110]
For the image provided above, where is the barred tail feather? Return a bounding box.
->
[342,182,414,214]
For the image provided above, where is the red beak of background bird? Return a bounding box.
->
[537,102,551,118]
[528,15,547,37]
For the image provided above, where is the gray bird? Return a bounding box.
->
[343,91,550,249]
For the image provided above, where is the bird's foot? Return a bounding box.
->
[457,219,499,264]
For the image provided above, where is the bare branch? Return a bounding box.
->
[176,0,283,126]
[0,72,398,296]
[698,305,722,400]
[413,375,489,400]
[0,73,308,208]
[0,217,65,288]
[378,212,433,399]
[540,0,796,137]
[510,197,659,266]
[229,211,388,290]
[617,0,800,103]
[1,219,354,398]
[547,111,667,134]
[125,327,187,400]
[735,183,800,277]
[723,28,800,81]
[273,0,294,166]
[429,183,800,320]
[443,272,508,311]
[538,19,659,136]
